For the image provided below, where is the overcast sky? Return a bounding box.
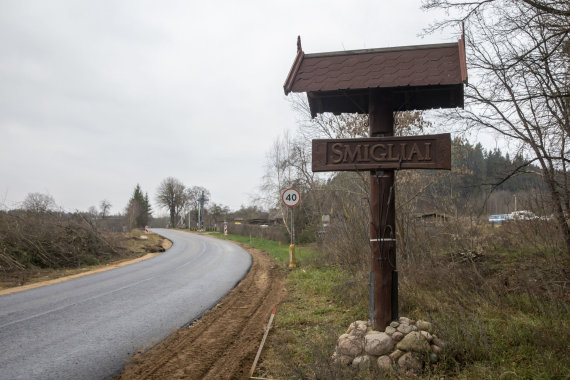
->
[0,0,460,215]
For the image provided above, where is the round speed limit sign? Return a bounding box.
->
[282,188,301,207]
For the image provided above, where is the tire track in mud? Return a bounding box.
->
[116,244,286,380]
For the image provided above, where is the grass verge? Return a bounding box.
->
[208,232,317,264]
[209,232,570,379]
[208,232,371,378]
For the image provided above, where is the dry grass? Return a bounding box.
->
[259,218,570,379]
[0,221,167,290]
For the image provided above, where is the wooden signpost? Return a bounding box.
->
[284,36,467,330]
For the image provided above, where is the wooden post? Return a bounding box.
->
[368,90,397,330]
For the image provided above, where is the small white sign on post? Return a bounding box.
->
[224,224,228,235]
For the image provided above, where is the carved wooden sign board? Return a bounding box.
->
[312,133,451,172]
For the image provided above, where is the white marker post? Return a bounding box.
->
[282,188,300,268]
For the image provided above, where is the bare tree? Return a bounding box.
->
[207,203,230,226]
[186,186,211,212]
[21,193,57,213]
[289,93,369,140]
[99,199,112,218]
[184,186,210,228]
[156,177,187,228]
[87,206,98,219]
[423,0,570,251]
[259,131,299,233]
[287,96,432,231]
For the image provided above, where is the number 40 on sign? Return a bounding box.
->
[282,188,300,207]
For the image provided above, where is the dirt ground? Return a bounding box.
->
[116,243,287,380]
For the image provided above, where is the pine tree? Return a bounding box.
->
[126,184,152,229]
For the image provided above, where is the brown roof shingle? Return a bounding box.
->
[284,38,467,116]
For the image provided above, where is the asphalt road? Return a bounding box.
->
[0,229,252,380]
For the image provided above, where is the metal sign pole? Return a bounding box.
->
[290,208,294,245]
[282,188,300,269]
[289,206,297,268]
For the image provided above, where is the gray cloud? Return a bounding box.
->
[0,0,451,213]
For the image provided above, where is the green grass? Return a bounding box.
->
[209,231,570,379]
[208,232,370,377]
[208,232,317,264]
[429,301,570,379]
[259,266,371,379]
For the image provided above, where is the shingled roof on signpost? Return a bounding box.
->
[284,36,468,117]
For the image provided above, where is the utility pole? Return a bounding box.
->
[198,191,208,230]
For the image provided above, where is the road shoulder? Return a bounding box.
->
[116,243,287,380]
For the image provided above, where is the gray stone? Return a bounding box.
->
[429,352,439,363]
[352,355,370,369]
[410,324,418,331]
[431,344,442,354]
[384,326,396,335]
[416,320,433,333]
[396,331,431,353]
[364,332,394,356]
[347,320,368,338]
[377,355,393,372]
[389,349,404,361]
[338,335,363,357]
[399,316,411,324]
[389,321,399,328]
[398,352,423,372]
[432,336,446,349]
[397,323,413,334]
[391,331,404,341]
[420,330,433,342]
[332,351,353,366]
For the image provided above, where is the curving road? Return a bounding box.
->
[0,229,252,380]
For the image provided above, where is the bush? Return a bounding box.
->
[0,210,126,271]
